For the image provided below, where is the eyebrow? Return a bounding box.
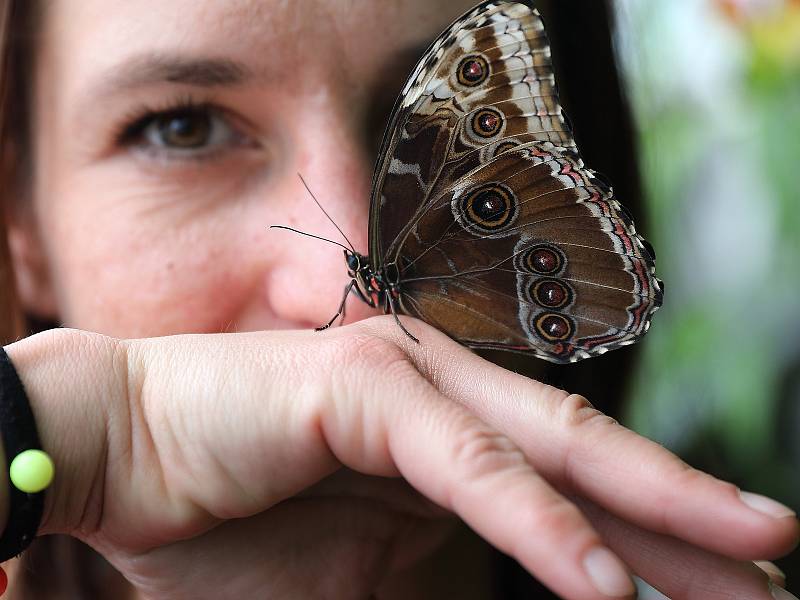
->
[80,42,431,124]
[98,54,254,93]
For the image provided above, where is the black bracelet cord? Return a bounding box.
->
[0,346,45,562]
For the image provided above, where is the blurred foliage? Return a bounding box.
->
[747,1,800,250]
[615,1,800,593]
[615,0,800,518]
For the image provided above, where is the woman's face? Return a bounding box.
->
[12,0,474,337]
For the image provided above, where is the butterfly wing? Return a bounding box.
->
[396,142,663,362]
[369,0,662,363]
[369,0,571,262]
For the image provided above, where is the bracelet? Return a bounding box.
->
[0,346,54,563]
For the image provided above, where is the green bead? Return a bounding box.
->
[9,449,54,494]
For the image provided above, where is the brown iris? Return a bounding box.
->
[471,108,503,138]
[534,313,573,341]
[457,55,490,86]
[156,111,212,148]
[461,183,518,232]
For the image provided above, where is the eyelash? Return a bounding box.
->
[113,95,246,160]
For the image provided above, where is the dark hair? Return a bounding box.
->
[1,2,134,597]
[0,1,644,597]
[0,0,26,345]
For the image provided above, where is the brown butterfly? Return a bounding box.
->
[310,0,663,364]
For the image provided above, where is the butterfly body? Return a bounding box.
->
[343,251,393,312]
[338,0,663,364]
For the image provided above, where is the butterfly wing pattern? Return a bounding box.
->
[368,0,663,363]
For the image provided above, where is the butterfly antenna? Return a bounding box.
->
[269,225,352,252]
[297,173,356,252]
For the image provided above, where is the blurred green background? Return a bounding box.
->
[614,0,800,593]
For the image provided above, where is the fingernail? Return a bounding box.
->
[770,581,799,599]
[740,491,796,519]
[757,560,787,584]
[583,546,636,597]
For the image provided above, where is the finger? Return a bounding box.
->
[86,326,625,599]
[578,496,781,600]
[376,317,800,561]
[320,345,636,599]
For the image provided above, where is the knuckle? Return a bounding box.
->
[312,324,426,415]
[335,330,411,374]
[328,331,421,413]
[353,313,439,349]
[527,499,587,537]
[450,423,528,481]
[557,393,619,431]
[554,394,623,492]
[351,314,410,342]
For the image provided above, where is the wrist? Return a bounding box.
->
[3,328,122,538]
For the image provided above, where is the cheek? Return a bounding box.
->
[51,224,258,337]
[39,178,267,338]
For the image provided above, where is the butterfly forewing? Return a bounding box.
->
[369,1,571,262]
[366,0,662,363]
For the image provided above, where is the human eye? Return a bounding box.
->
[116,98,254,161]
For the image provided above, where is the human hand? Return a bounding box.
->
[6,320,798,599]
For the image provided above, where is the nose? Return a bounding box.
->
[264,100,380,329]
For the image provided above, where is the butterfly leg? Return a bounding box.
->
[387,294,419,344]
[316,280,356,331]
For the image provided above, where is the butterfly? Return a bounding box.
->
[315,0,663,364]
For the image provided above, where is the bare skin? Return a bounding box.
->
[4,322,799,599]
[2,1,798,598]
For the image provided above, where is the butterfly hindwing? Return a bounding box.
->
[394,142,661,362]
[367,0,662,363]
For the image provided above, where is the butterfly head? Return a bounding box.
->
[345,250,364,276]
[344,249,375,288]
[343,250,387,311]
